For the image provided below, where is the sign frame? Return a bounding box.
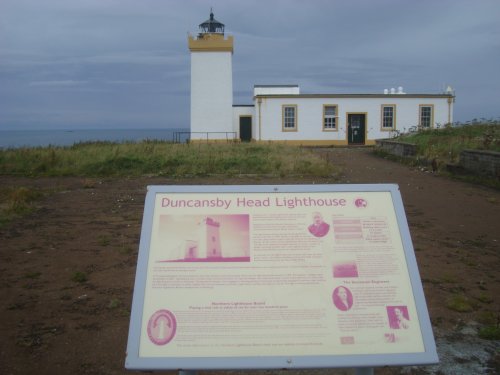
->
[125,184,438,370]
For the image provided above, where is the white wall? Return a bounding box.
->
[253,86,300,96]
[190,51,233,140]
[232,106,255,139]
[256,96,452,143]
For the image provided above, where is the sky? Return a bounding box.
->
[1,0,499,130]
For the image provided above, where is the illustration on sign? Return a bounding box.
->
[333,286,354,311]
[308,211,331,237]
[147,309,177,345]
[156,215,250,262]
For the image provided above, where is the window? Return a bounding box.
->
[323,105,338,130]
[381,105,396,130]
[282,105,297,131]
[419,105,434,128]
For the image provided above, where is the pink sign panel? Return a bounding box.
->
[126,185,437,370]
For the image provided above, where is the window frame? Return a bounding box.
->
[419,104,434,129]
[323,104,339,132]
[381,104,396,131]
[282,105,298,132]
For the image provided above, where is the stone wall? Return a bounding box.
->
[375,140,500,179]
[375,139,417,157]
[460,149,500,178]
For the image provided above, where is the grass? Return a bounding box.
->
[478,325,500,340]
[440,273,458,283]
[0,186,43,227]
[24,272,42,279]
[476,293,493,304]
[446,294,476,313]
[108,298,121,309]
[0,142,338,227]
[71,271,88,283]
[0,141,339,178]
[380,122,500,188]
[395,122,500,164]
[97,235,111,247]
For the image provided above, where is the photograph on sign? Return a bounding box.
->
[126,185,437,369]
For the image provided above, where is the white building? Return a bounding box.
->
[189,12,455,146]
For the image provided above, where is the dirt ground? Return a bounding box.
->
[0,148,499,375]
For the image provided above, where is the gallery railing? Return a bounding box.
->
[173,132,238,143]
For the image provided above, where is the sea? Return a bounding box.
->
[0,128,189,149]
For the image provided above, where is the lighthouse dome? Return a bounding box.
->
[198,10,225,35]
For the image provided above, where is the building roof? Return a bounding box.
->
[253,93,454,99]
[254,84,299,88]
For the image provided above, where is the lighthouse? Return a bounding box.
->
[188,10,234,141]
[196,217,222,259]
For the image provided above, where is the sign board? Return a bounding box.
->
[125,184,438,370]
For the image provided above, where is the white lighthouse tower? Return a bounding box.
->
[188,10,233,141]
[197,217,222,259]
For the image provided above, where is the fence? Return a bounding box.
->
[173,132,238,144]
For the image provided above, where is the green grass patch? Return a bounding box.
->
[97,235,111,247]
[476,293,493,304]
[446,294,476,312]
[0,186,43,227]
[108,298,121,309]
[0,142,339,178]
[24,272,41,279]
[394,123,500,164]
[478,325,500,340]
[440,272,458,283]
[71,271,88,283]
[119,246,134,255]
[477,311,497,325]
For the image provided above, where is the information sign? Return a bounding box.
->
[125,184,438,370]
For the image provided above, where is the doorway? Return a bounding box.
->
[239,116,252,142]
[347,113,366,145]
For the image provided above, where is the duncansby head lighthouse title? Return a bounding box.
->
[161,196,349,210]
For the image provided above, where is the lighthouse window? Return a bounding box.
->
[323,105,338,130]
[381,105,396,129]
[282,105,297,131]
[419,105,434,128]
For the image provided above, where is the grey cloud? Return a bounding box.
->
[29,80,88,86]
[0,0,499,129]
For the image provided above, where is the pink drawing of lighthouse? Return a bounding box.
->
[183,217,222,260]
[159,214,250,263]
[200,217,223,259]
